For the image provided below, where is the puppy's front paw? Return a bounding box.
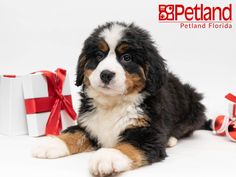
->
[31,136,69,159]
[89,148,132,177]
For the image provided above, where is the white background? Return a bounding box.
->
[0,0,236,177]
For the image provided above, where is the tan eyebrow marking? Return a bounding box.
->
[117,43,129,54]
[98,40,109,52]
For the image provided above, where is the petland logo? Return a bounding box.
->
[158,4,233,29]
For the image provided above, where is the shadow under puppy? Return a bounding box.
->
[32,22,207,177]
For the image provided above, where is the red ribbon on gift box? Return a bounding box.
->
[24,68,77,135]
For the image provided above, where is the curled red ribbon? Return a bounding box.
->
[25,68,77,135]
[213,115,236,142]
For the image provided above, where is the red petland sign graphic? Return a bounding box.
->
[158,4,233,29]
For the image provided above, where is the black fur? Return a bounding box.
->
[70,22,207,165]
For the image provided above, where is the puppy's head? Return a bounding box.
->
[76,22,167,96]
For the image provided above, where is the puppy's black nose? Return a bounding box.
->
[100,70,115,84]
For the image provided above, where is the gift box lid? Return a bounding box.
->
[23,72,71,99]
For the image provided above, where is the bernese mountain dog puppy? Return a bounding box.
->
[32,22,207,177]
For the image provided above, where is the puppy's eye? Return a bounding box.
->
[95,51,105,61]
[121,54,132,63]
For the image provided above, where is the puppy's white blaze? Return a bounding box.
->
[97,53,124,76]
[31,136,69,159]
[99,23,126,50]
[167,136,178,147]
[89,148,132,176]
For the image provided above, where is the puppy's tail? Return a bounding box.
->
[199,119,213,131]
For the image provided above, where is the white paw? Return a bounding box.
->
[31,136,69,159]
[167,136,178,147]
[89,148,132,177]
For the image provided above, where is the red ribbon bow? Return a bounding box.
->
[25,68,77,135]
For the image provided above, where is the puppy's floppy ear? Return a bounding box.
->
[75,53,87,86]
[145,48,167,93]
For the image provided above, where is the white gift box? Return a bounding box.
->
[23,71,76,137]
[0,75,28,135]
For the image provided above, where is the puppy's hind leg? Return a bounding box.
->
[171,83,206,140]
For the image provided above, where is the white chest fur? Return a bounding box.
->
[79,90,145,147]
